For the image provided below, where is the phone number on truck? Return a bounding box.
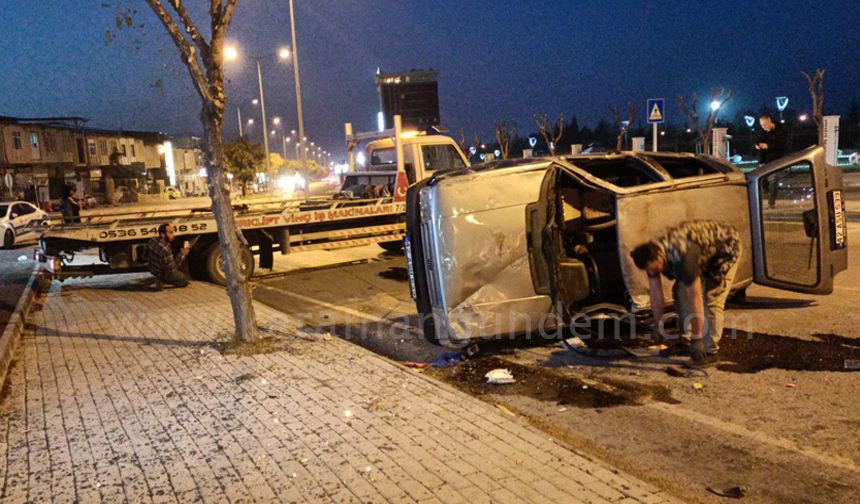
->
[97,223,209,239]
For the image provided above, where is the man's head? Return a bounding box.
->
[158,223,175,242]
[759,115,775,131]
[631,242,665,277]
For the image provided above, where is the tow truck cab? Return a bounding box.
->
[341,120,469,199]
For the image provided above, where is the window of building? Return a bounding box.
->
[30,132,40,149]
[88,141,97,156]
[120,144,127,156]
[130,144,136,158]
[98,139,107,155]
[11,132,22,150]
[44,133,56,153]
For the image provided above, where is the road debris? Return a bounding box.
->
[465,343,481,357]
[706,485,746,499]
[495,404,516,417]
[365,397,384,412]
[432,352,464,368]
[401,361,429,369]
[561,336,587,351]
[485,368,516,384]
[234,372,256,384]
[786,378,797,388]
[666,365,709,378]
[322,332,333,341]
[692,382,704,392]
[17,255,27,262]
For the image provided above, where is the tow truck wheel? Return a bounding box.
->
[203,242,255,286]
[3,230,13,249]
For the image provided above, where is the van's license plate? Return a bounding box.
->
[404,237,418,299]
[829,190,846,249]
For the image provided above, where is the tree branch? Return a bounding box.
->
[169,0,211,61]
[146,0,214,104]
[221,0,240,31]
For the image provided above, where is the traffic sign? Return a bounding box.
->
[647,98,665,124]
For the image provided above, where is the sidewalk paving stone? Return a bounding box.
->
[0,274,681,503]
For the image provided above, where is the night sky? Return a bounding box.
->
[1,1,858,159]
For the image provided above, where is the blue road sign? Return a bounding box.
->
[647,98,665,124]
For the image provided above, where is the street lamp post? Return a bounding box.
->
[237,108,243,137]
[288,0,308,172]
[255,59,272,181]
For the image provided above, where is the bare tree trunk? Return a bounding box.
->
[803,69,826,145]
[201,105,259,342]
[142,0,258,343]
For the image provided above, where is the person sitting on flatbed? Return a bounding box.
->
[146,223,190,289]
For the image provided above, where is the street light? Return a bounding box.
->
[710,100,721,112]
[224,46,238,61]
[272,117,281,126]
[284,0,307,173]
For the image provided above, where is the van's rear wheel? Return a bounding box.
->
[203,242,254,286]
[3,230,13,249]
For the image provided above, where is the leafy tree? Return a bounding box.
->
[225,137,264,196]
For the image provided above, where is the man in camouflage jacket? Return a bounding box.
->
[631,220,741,368]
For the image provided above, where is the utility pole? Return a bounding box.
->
[237,108,243,137]
[256,59,272,181]
[289,0,308,171]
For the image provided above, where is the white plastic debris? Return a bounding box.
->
[485,368,516,384]
[260,378,267,385]
[561,336,586,350]
[344,409,353,418]
[17,255,27,262]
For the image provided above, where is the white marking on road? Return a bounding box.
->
[254,284,422,336]
[647,402,859,473]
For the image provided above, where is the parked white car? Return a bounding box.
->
[166,187,182,199]
[1,201,50,249]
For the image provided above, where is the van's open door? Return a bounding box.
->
[747,146,847,294]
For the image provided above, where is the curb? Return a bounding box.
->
[0,264,41,388]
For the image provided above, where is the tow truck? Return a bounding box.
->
[35,116,469,284]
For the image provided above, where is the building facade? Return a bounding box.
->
[0,116,172,207]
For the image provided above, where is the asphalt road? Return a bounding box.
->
[253,223,860,504]
[0,248,35,329]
